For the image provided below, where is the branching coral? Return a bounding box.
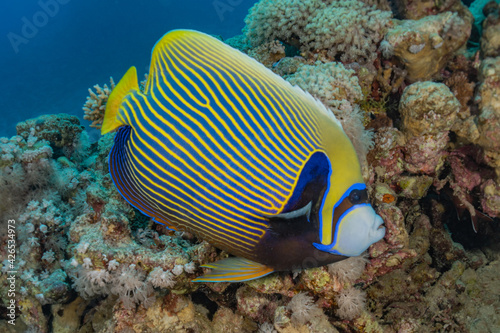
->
[82,78,115,129]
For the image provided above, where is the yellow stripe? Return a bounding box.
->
[155,49,293,196]
[117,137,255,253]
[192,267,274,282]
[123,100,269,233]
[191,38,322,148]
[160,47,294,190]
[132,92,280,212]
[191,38,318,154]
[147,85,287,212]
[125,135,262,246]
[176,41,303,172]
[124,97,273,229]
[166,44,298,176]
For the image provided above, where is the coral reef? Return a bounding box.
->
[381,11,472,81]
[1,0,500,332]
[244,0,392,63]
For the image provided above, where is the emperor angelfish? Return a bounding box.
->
[102,30,386,282]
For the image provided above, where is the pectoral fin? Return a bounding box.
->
[265,201,312,222]
[192,257,274,282]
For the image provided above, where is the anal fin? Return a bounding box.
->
[192,257,274,283]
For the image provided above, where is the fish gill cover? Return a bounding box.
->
[1,0,500,332]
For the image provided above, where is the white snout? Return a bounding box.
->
[333,205,386,256]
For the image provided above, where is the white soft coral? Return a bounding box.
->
[147,267,175,288]
[328,255,369,284]
[335,287,366,320]
[286,292,323,325]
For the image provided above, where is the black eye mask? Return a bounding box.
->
[332,189,369,227]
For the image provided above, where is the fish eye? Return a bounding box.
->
[349,190,362,204]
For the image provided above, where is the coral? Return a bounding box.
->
[286,292,321,325]
[367,127,405,182]
[286,62,374,166]
[327,256,368,284]
[236,285,278,323]
[271,56,307,76]
[382,12,471,81]
[248,40,286,68]
[481,179,500,217]
[273,295,339,332]
[258,322,277,333]
[470,0,497,32]
[16,113,84,150]
[403,133,449,175]
[399,82,460,138]
[286,62,363,105]
[444,55,477,118]
[397,175,434,199]
[394,0,473,21]
[244,0,392,63]
[82,78,115,129]
[224,34,251,53]
[4,4,500,328]
[334,287,366,320]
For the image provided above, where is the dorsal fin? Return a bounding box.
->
[101,66,139,134]
[143,29,340,131]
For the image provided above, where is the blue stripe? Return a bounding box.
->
[110,127,175,228]
[147,87,282,204]
[165,46,296,182]
[317,182,367,246]
[132,92,285,209]
[191,38,318,155]
[155,50,292,200]
[121,108,268,241]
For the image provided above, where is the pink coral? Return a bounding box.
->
[403,132,449,175]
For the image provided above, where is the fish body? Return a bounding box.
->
[103,30,385,282]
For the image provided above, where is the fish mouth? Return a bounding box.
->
[373,215,385,232]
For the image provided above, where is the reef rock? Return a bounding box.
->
[16,113,83,149]
[399,81,460,138]
[382,12,471,81]
[481,0,500,58]
[476,56,500,178]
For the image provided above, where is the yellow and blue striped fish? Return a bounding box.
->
[102,30,386,282]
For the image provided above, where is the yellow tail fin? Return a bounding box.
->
[101,66,139,135]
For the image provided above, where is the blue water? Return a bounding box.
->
[0,0,255,139]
